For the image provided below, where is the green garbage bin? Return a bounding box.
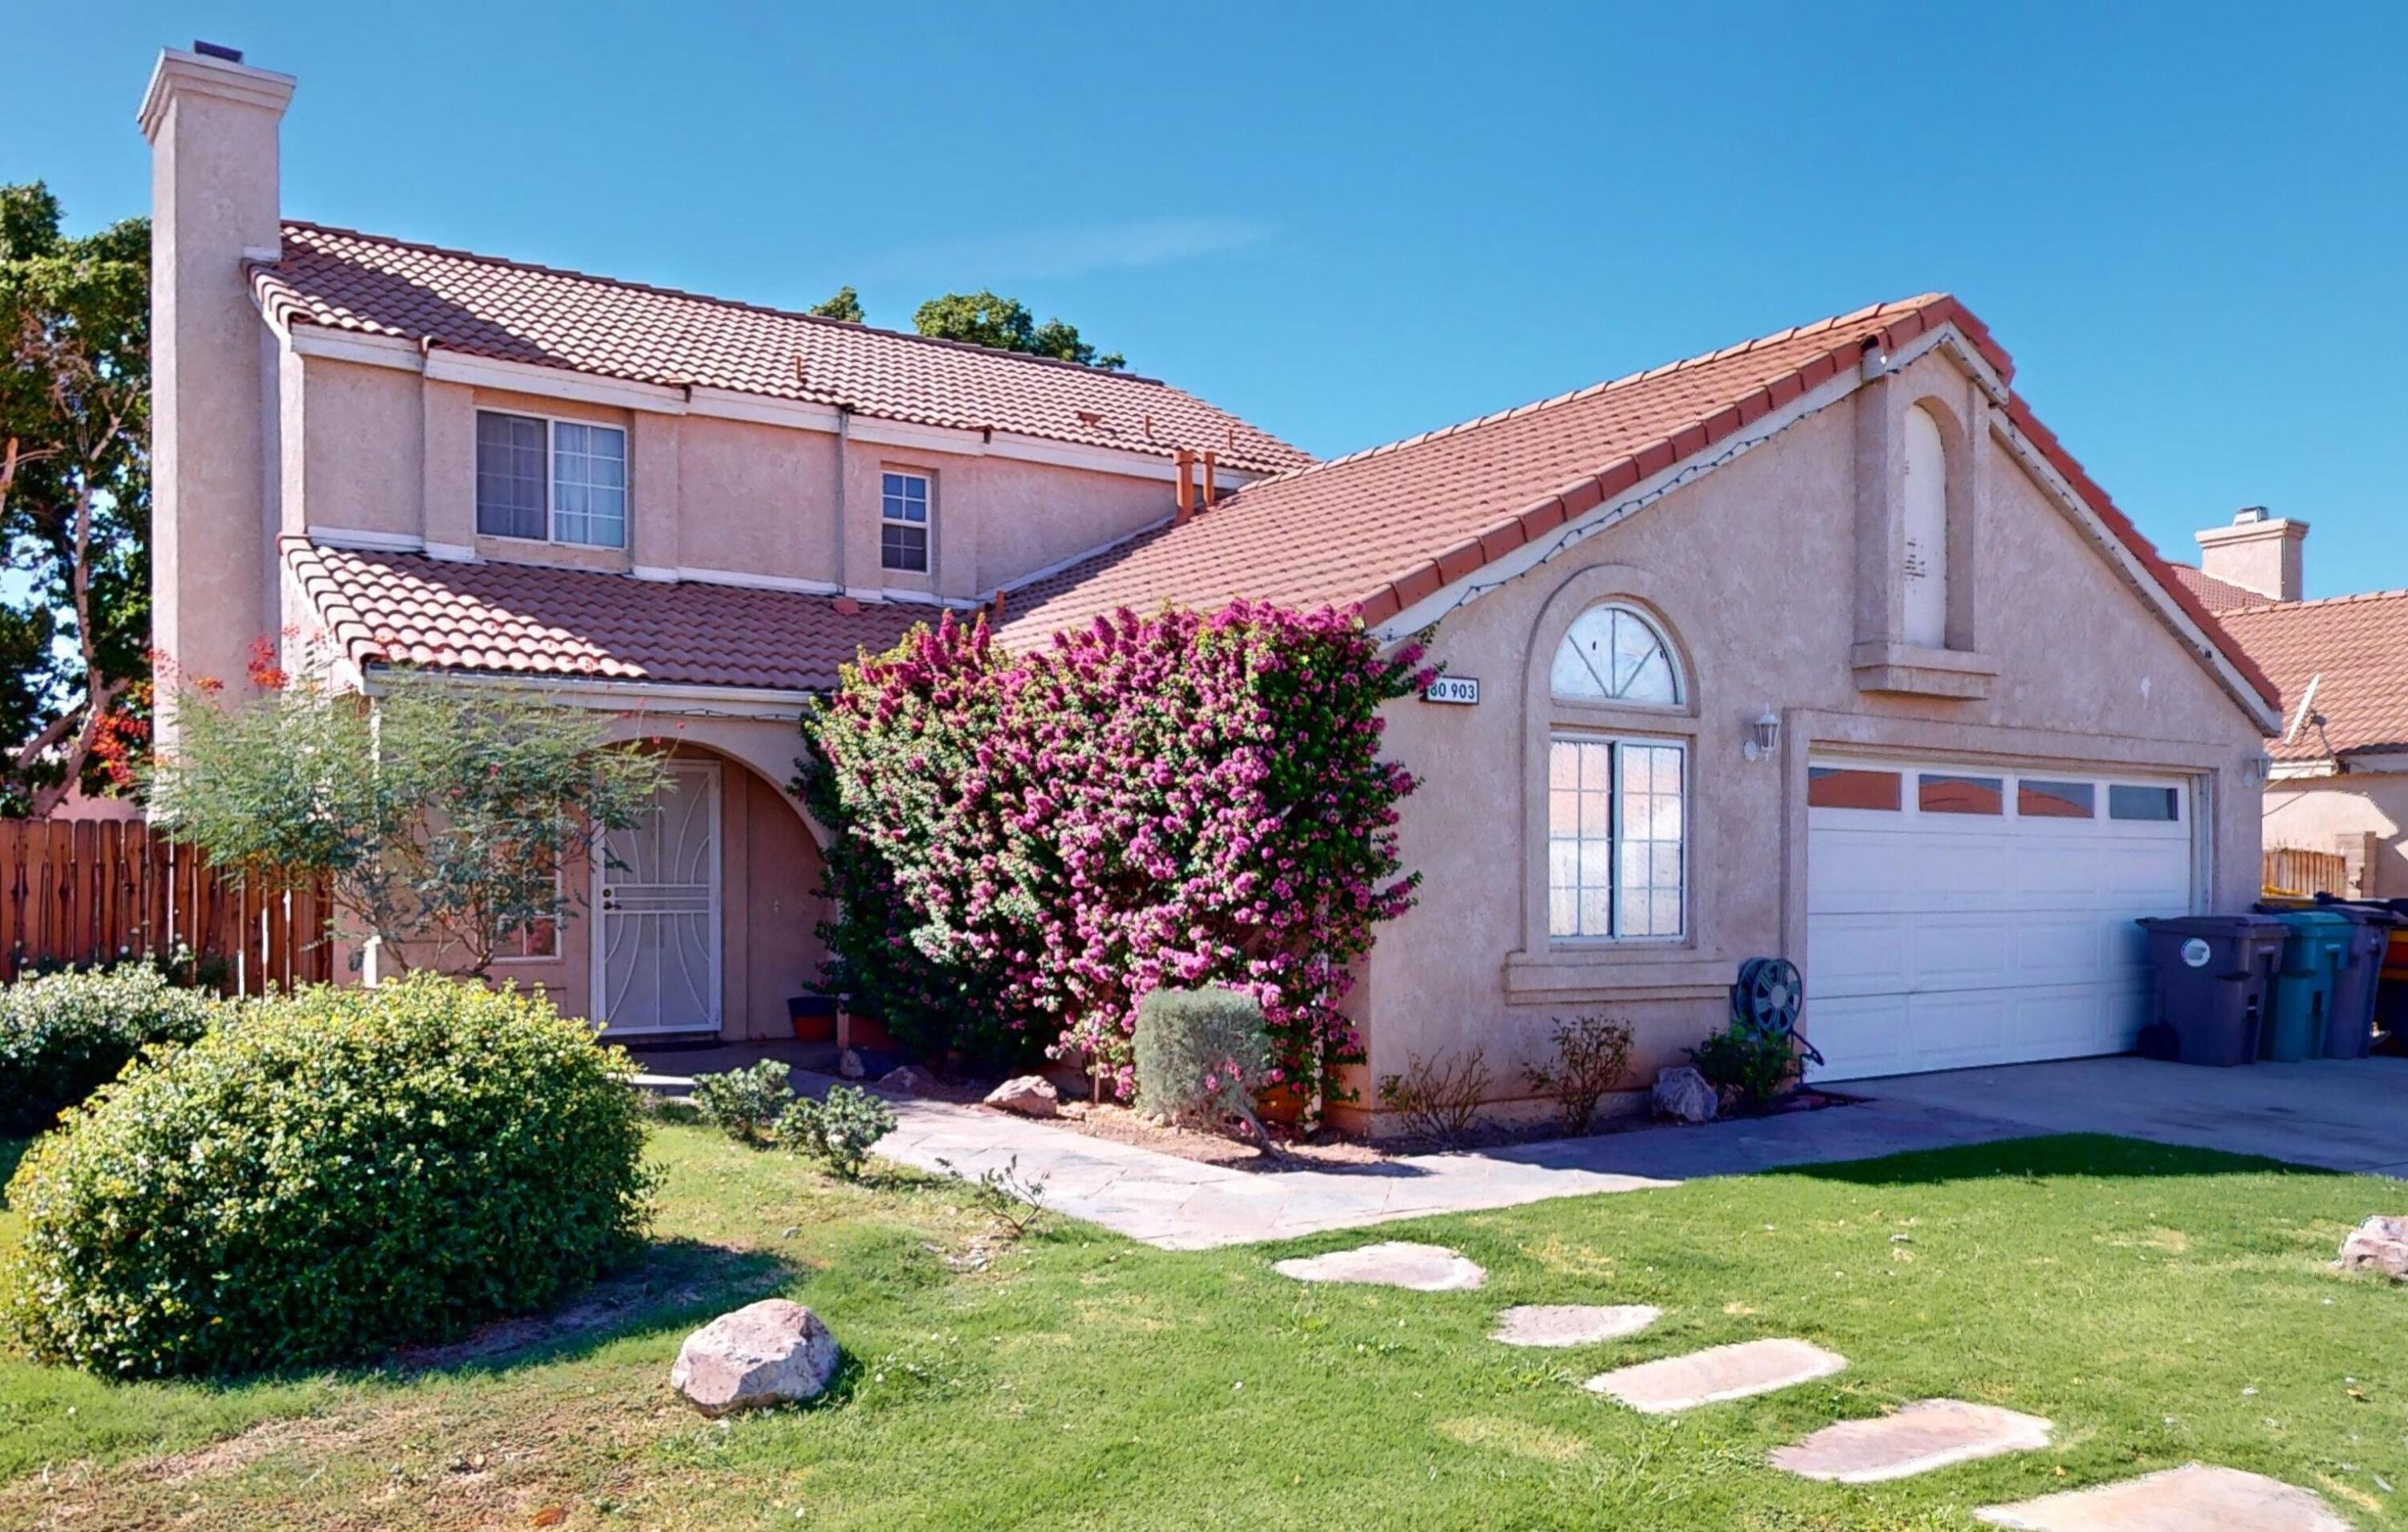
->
[2260,908,2354,1061]
[2262,898,2403,1059]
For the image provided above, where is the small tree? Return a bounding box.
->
[912,290,1125,370]
[809,286,866,323]
[148,661,664,976]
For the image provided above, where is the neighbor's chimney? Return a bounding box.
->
[2195,506,2308,602]
[140,43,295,745]
[1174,449,1196,524]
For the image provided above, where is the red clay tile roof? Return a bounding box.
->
[284,538,925,694]
[2168,563,2276,614]
[250,224,1312,476]
[995,294,2278,716]
[2216,589,2408,761]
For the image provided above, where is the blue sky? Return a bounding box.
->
[10,2,2404,599]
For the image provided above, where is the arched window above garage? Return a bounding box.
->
[1549,602,1683,706]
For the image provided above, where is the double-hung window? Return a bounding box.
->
[476,410,628,548]
[1548,737,1686,940]
[881,471,931,572]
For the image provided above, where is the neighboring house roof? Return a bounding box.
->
[992,294,2278,715]
[250,223,1313,476]
[2167,563,2277,614]
[284,538,925,695]
[2216,588,2408,763]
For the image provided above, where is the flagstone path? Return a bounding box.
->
[1584,1338,1848,1414]
[1489,1304,1662,1347]
[1769,1400,2053,1484]
[1975,1463,2351,1531]
[1271,1241,1487,1291]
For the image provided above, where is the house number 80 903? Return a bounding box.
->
[1422,677,1479,705]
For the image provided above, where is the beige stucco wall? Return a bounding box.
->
[287,356,1179,599]
[2266,774,2408,898]
[1338,348,2271,1131]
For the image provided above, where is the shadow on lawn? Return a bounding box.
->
[390,1237,796,1380]
[1788,1132,2343,1188]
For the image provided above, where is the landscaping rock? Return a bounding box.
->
[1490,1304,1661,1347]
[1770,1399,2052,1483]
[1975,1463,2348,1531]
[1272,1241,1487,1291]
[838,1048,867,1080]
[1585,1338,1845,1413]
[669,1299,840,1416]
[2337,1214,2408,1278]
[1651,1066,1719,1124]
[877,1065,937,1095]
[985,1075,1059,1118]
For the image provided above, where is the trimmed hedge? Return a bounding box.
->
[0,964,220,1136]
[2,974,653,1377]
[1133,985,1272,1128]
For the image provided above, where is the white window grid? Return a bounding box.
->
[1548,736,1686,941]
[475,409,628,550]
[881,470,930,573]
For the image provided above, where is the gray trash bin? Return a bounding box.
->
[2135,913,2290,1067]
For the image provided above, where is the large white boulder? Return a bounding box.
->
[669,1299,840,1416]
[2338,1215,2408,1279]
[1651,1065,1719,1124]
[985,1075,1059,1117]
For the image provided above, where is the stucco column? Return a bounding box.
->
[140,47,295,742]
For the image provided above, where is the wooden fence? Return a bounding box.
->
[0,819,332,993]
[2263,844,2351,900]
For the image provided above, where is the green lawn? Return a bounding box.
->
[1,1124,2401,1530]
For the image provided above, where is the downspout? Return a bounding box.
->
[833,405,852,592]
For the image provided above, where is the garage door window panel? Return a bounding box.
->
[1918,773,2003,815]
[2019,778,2096,819]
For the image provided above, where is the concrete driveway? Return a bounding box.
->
[1852,1054,2408,1177]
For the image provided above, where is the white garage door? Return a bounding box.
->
[1804,758,2194,1082]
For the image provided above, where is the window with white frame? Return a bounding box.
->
[1551,601,1682,705]
[1548,737,1686,940]
[881,470,931,573]
[475,410,627,548]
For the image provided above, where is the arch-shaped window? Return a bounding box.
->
[1550,602,1682,705]
[1902,404,1949,648]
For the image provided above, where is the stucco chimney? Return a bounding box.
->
[139,45,295,741]
[2195,506,2306,602]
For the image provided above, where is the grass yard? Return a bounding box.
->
[1,1124,2402,1530]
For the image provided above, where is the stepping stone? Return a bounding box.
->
[1584,1338,1845,1414]
[1976,1464,2349,1532]
[1271,1241,1486,1291]
[1770,1399,2052,1483]
[1491,1304,1662,1347]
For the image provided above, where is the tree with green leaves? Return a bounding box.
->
[147,664,665,977]
[0,183,152,814]
[809,285,866,323]
[912,290,1125,369]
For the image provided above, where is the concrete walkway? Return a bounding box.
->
[635,1047,2406,1250]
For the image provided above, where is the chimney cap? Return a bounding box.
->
[193,40,243,62]
[2233,506,2271,524]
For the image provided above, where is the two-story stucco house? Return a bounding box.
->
[144,46,2281,1130]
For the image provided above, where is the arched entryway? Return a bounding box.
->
[511,738,831,1042]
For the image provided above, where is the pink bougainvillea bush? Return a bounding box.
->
[798,601,1428,1097]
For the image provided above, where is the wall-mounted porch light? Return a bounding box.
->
[2242,752,2274,786]
[1743,710,1781,762]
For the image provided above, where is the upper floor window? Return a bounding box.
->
[1551,601,1682,705]
[476,410,627,549]
[1901,404,1948,648]
[881,471,930,573]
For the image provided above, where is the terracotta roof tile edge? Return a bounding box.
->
[2219,586,2408,614]
[282,535,390,670]
[266,221,1180,387]
[1214,294,1974,503]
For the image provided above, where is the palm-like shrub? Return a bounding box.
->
[2,974,652,1377]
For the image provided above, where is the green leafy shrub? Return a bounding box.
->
[1523,1013,1635,1136]
[773,1084,897,1180]
[1,974,652,1377]
[0,963,220,1135]
[1133,986,1273,1134]
[690,1059,794,1144]
[1686,1022,1799,1110]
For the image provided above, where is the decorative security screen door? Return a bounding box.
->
[595,759,721,1035]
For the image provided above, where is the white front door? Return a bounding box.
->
[1804,758,2194,1082]
[595,759,722,1036]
